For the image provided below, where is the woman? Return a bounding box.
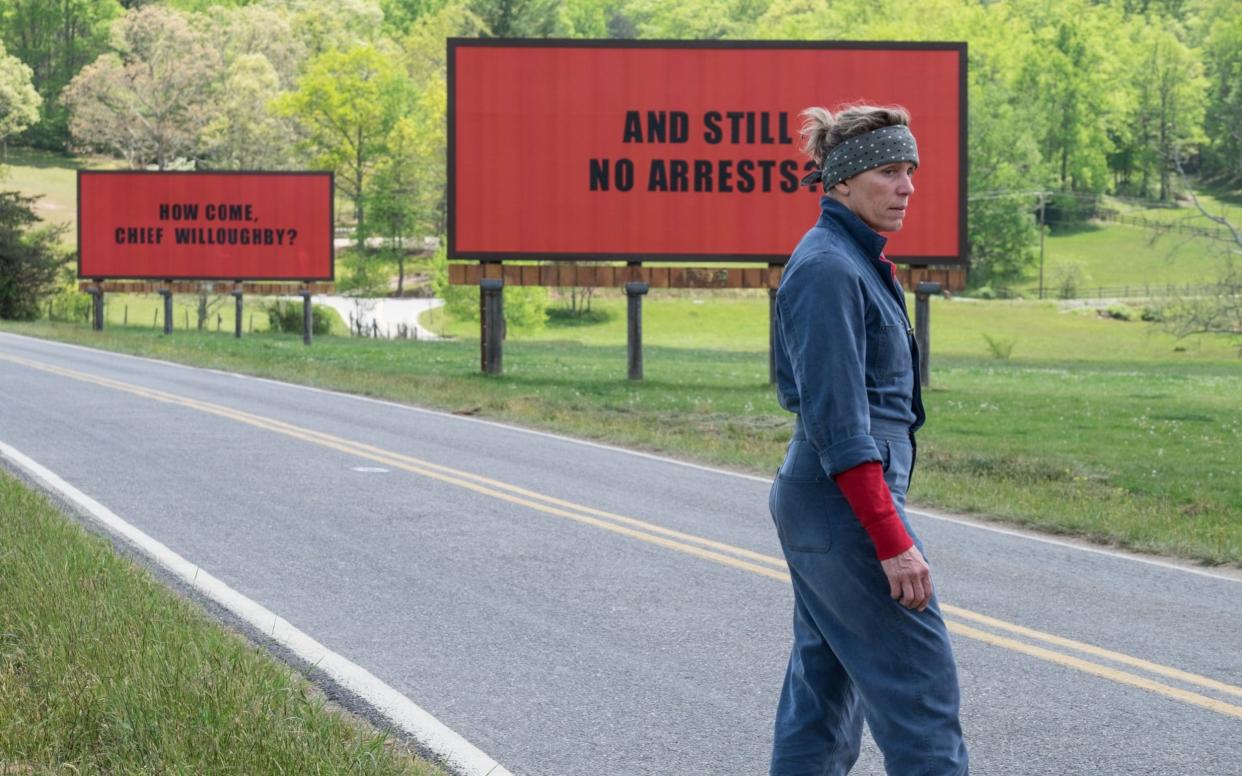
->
[769,104,969,775]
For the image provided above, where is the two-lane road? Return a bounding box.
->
[1,331,1239,775]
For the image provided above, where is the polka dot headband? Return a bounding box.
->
[800,125,920,191]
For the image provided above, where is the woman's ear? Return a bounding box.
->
[832,181,850,196]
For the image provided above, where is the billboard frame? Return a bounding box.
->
[447,38,968,266]
[77,169,336,282]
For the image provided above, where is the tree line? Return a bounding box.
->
[1,0,1239,292]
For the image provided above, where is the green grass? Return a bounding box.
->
[431,292,1238,362]
[0,471,442,774]
[0,147,115,238]
[3,296,1239,565]
[1021,187,1241,295]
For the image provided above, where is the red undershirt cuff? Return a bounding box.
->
[833,461,914,560]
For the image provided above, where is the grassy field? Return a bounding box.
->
[3,294,1238,565]
[0,470,441,774]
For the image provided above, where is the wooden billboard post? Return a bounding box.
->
[625,281,649,380]
[915,281,941,387]
[480,278,504,375]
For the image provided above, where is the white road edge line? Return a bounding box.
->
[0,439,513,776]
[4,331,1238,585]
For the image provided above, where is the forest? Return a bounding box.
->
[1,0,1239,290]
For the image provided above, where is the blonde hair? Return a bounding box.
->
[799,104,912,166]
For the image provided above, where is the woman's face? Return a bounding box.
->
[833,162,917,233]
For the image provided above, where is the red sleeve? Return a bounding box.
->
[833,461,914,560]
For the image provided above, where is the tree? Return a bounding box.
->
[276,43,413,237]
[469,0,563,37]
[1013,0,1127,193]
[200,3,308,89]
[0,0,121,149]
[60,5,221,168]
[366,117,421,296]
[0,41,41,156]
[1198,0,1242,182]
[0,191,69,321]
[1159,161,1242,354]
[1125,21,1207,199]
[272,0,386,57]
[199,54,299,170]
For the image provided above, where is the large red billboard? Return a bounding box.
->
[449,40,966,264]
[78,171,334,281]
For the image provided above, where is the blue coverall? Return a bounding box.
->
[768,196,969,776]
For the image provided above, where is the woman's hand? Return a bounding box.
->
[880,546,933,611]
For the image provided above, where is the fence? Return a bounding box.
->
[1095,211,1235,243]
[1038,282,1219,301]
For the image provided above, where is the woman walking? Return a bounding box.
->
[769,104,969,775]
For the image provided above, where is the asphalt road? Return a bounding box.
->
[1,331,1239,776]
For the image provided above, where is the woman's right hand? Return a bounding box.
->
[880,546,933,611]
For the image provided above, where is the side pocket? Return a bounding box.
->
[771,476,837,553]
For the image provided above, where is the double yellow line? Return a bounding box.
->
[4,350,1240,721]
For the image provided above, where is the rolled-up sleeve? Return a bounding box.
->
[776,254,881,476]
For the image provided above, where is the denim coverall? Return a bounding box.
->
[768,197,968,775]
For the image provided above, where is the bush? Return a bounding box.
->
[0,191,69,320]
[1141,305,1165,323]
[1104,304,1133,321]
[263,300,334,336]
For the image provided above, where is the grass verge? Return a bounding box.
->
[0,470,442,774]
[1,312,1238,566]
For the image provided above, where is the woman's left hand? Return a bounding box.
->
[880,546,933,612]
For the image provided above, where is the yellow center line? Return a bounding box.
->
[947,622,1242,721]
[942,604,1242,700]
[5,351,1242,719]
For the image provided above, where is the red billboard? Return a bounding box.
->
[78,171,334,281]
[449,40,966,264]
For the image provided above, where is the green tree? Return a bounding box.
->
[0,40,41,156]
[276,43,413,237]
[1013,0,1127,193]
[272,0,385,56]
[0,0,122,149]
[627,0,767,38]
[470,0,563,37]
[1198,0,1242,182]
[0,191,69,321]
[366,116,421,296]
[60,5,221,168]
[380,0,453,34]
[1126,21,1207,199]
[201,3,308,89]
[200,53,299,169]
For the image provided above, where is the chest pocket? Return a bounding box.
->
[866,323,912,382]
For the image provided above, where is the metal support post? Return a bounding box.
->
[159,288,173,334]
[480,278,504,375]
[625,281,649,381]
[914,281,941,388]
[87,285,104,331]
[232,286,244,339]
[300,289,313,345]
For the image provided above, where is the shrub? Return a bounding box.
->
[0,191,69,320]
[1104,304,1133,321]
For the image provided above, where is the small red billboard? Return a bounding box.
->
[78,171,334,281]
[449,40,965,264]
